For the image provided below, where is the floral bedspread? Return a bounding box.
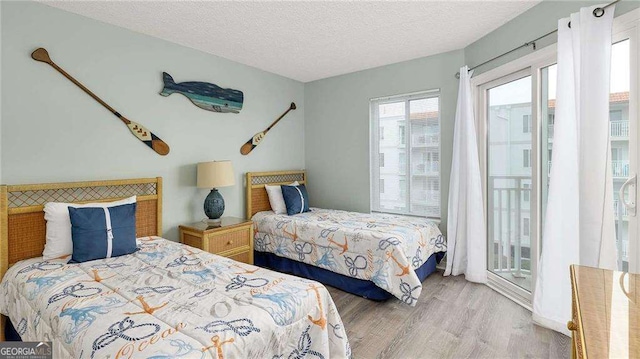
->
[0,237,351,358]
[252,208,446,305]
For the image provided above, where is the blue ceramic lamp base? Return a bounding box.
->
[204,188,225,223]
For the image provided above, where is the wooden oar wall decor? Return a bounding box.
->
[31,48,170,156]
[240,102,296,155]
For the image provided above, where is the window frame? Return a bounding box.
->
[370,89,441,220]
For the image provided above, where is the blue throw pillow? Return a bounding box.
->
[281,184,310,215]
[68,203,138,263]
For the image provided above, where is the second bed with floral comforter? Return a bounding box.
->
[252,208,446,305]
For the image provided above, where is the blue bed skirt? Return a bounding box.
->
[254,251,445,301]
[4,318,21,341]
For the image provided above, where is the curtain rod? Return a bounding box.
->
[455,0,621,79]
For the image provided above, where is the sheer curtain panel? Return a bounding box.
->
[445,66,487,283]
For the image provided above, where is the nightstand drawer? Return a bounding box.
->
[206,226,251,253]
[226,251,251,263]
[179,218,254,265]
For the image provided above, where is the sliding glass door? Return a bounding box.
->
[474,13,639,308]
[486,73,534,292]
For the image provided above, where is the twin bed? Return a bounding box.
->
[0,178,350,358]
[0,172,445,357]
[246,171,446,305]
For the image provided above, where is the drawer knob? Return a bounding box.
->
[227,240,233,245]
[567,320,577,331]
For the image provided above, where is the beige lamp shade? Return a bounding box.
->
[197,161,235,188]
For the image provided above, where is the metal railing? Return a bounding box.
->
[612,160,629,177]
[488,176,531,280]
[412,134,439,146]
[413,162,439,175]
[611,120,629,138]
[547,120,628,139]
[411,189,440,203]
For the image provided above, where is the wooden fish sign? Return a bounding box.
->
[160,72,244,113]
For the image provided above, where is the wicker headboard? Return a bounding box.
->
[0,177,163,280]
[246,170,306,219]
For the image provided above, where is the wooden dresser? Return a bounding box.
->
[179,217,254,264]
[568,265,639,358]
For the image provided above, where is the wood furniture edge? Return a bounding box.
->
[157,177,163,237]
[178,220,252,235]
[0,185,7,342]
[179,221,253,264]
[245,170,306,220]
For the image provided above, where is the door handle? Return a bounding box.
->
[619,173,637,216]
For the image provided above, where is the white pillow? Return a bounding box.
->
[42,196,137,260]
[265,182,299,215]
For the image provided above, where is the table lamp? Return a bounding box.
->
[197,160,235,223]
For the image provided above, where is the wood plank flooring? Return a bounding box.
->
[328,271,571,359]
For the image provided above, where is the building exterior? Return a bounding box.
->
[376,102,441,218]
[488,91,630,290]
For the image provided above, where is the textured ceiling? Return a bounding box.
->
[41,1,541,82]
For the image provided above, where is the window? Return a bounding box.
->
[523,218,530,236]
[523,183,530,202]
[610,110,623,122]
[523,149,531,168]
[371,91,440,218]
[548,114,555,125]
[523,114,531,133]
[399,152,406,172]
[380,179,385,194]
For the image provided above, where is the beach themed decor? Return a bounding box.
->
[240,102,296,155]
[160,72,244,113]
[31,48,170,156]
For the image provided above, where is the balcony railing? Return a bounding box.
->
[614,199,629,217]
[488,176,531,279]
[611,120,629,138]
[411,189,440,203]
[547,120,628,139]
[412,134,439,146]
[490,176,629,278]
[612,160,629,178]
[548,159,628,178]
[413,162,439,175]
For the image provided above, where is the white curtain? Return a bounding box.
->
[445,66,487,283]
[533,4,617,336]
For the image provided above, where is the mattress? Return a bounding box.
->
[0,237,351,358]
[252,208,446,305]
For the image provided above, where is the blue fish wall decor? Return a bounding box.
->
[159,72,244,114]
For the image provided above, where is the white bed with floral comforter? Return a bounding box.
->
[0,237,350,358]
[252,208,446,305]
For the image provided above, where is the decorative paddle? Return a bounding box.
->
[31,48,170,156]
[240,102,296,155]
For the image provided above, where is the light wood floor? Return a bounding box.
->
[327,271,571,359]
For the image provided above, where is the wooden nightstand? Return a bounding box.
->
[179,217,254,264]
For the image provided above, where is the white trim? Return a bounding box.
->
[369,90,442,219]
[487,271,532,310]
[473,6,640,311]
[471,43,557,88]
[103,207,114,258]
[371,88,440,102]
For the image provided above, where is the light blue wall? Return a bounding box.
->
[303,1,640,236]
[465,0,640,76]
[304,50,464,232]
[1,1,305,240]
